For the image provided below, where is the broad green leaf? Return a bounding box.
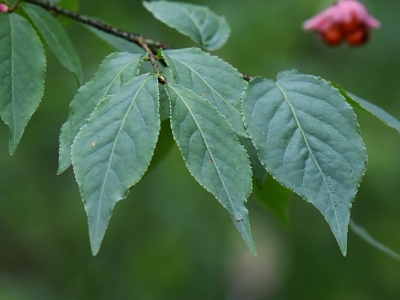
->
[350,220,400,261]
[242,73,367,255]
[238,136,267,186]
[72,74,160,255]
[86,25,144,54]
[23,3,83,84]
[252,176,291,227]
[58,52,144,174]
[143,1,230,51]
[166,83,255,254]
[163,48,247,136]
[0,13,46,155]
[333,84,400,134]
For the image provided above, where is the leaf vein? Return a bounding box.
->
[275,82,342,238]
[93,76,153,237]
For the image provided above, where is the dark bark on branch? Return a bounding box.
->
[24,0,253,81]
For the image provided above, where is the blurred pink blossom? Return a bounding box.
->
[303,0,380,46]
[0,4,8,13]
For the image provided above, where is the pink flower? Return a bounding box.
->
[0,4,8,13]
[303,0,380,46]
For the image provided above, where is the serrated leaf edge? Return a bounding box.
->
[166,83,255,254]
[57,52,145,174]
[3,14,47,155]
[71,74,160,255]
[163,48,247,137]
[241,74,367,255]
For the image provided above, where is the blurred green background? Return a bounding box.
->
[1,0,400,299]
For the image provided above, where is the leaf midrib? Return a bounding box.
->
[10,14,16,145]
[180,6,206,46]
[100,57,142,102]
[172,58,240,114]
[71,56,141,125]
[169,84,251,241]
[93,75,153,238]
[275,82,342,238]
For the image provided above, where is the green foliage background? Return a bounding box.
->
[0,0,399,298]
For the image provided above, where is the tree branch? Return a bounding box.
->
[24,0,252,82]
[25,0,168,50]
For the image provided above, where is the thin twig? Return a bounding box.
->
[23,0,254,82]
[137,36,167,83]
[25,0,168,50]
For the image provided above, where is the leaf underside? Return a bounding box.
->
[163,48,247,136]
[242,72,367,255]
[58,52,145,174]
[0,13,46,155]
[166,83,255,255]
[72,74,160,255]
[143,1,230,51]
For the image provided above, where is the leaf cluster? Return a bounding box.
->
[0,0,399,257]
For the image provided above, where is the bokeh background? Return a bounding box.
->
[1,0,399,299]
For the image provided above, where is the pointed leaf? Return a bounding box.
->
[242,73,367,255]
[166,83,255,254]
[23,3,83,84]
[333,84,400,134]
[163,48,247,136]
[0,13,46,154]
[72,74,160,255]
[58,52,145,174]
[143,1,230,51]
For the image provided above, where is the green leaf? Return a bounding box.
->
[252,176,291,227]
[166,83,255,254]
[0,13,46,155]
[333,84,400,134]
[242,72,367,255]
[143,1,230,51]
[23,3,83,84]
[72,74,160,255]
[86,25,144,54]
[58,52,145,174]
[350,220,400,262]
[163,48,247,136]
